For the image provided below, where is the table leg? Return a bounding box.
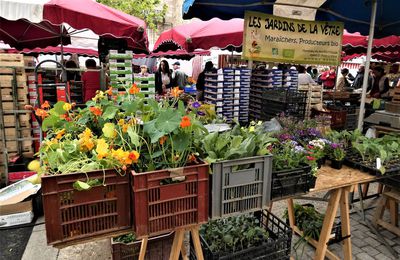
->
[314,188,342,260]
[180,240,189,260]
[340,187,352,260]
[138,237,148,260]
[287,199,295,228]
[170,229,185,260]
[191,226,204,260]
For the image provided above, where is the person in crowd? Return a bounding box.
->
[196,61,216,101]
[298,65,315,85]
[65,60,81,81]
[312,68,319,81]
[172,61,188,89]
[368,66,390,98]
[352,65,371,90]
[320,66,336,89]
[306,66,314,78]
[336,68,351,91]
[155,60,174,95]
[139,64,149,76]
[81,59,100,102]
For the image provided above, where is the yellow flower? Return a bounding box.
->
[249,126,255,132]
[81,128,92,139]
[96,139,109,159]
[63,103,72,111]
[79,128,95,151]
[55,129,66,139]
[118,119,125,126]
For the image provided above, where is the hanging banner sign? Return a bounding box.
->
[242,11,344,65]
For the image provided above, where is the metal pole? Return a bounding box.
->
[357,0,377,130]
[60,25,64,64]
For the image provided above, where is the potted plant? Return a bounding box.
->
[270,141,314,198]
[200,122,276,219]
[330,143,346,169]
[33,90,143,245]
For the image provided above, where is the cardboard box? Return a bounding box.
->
[0,211,34,227]
[0,179,41,206]
[0,199,32,216]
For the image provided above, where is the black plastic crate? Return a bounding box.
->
[190,210,292,260]
[111,232,174,260]
[379,174,400,189]
[262,89,307,104]
[271,165,312,200]
[327,103,357,115]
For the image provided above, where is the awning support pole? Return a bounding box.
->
[357,0,377,130]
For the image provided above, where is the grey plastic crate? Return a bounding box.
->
[210,155,273,219]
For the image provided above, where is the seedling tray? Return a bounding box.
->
[131,162,209,237]
[41,169,131,246]
[190,210,292,260]
[344,150,400,176]
[210,155,273,219]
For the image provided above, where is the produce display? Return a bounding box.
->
[30,74,400,257]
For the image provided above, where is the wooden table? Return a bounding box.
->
[286,165,377,260]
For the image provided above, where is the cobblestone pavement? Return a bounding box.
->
[270,186,400,260]
[22,184,399,260]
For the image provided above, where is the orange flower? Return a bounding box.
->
[35,108,48,119]
[105,87,113,96]
[89,106,102,116]
[180,116,191,128]
[122,124,128,133]
[187,154,197,163]
[41,101,50,109]
[55,129,66,140]
[171,87,183,98]
[129,83,140,94]
[159,136,167,145]
[128,151,140,163]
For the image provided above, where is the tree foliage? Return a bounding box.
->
[97,0,168,30]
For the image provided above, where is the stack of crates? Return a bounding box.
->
[298,84,323,119]
[282,69,298,90]
[133,74,156,98]
[249,69,283,121]
[109,50,133,95]
[204,68,250,123]
[0,54,34,177]
[234,68,251,122]
[27,74,41,152]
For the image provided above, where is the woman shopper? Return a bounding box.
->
[320,66,336,89]
[155,60,174,95]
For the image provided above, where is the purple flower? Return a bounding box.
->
[297,130,306,136]
[294,145,306,153]
[331,143,340,149]
[197,111,205,116]
[279,133,292,141]
[308,128,321,137]
[192,102,201,109]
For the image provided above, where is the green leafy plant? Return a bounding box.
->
[36,86,208,190]
[113,233,136,244]
[283,204,326,259]
[201,123,277,164]
[200,214,269,255]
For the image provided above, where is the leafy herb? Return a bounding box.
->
[113,233,136,244]
[200,214,269,254]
